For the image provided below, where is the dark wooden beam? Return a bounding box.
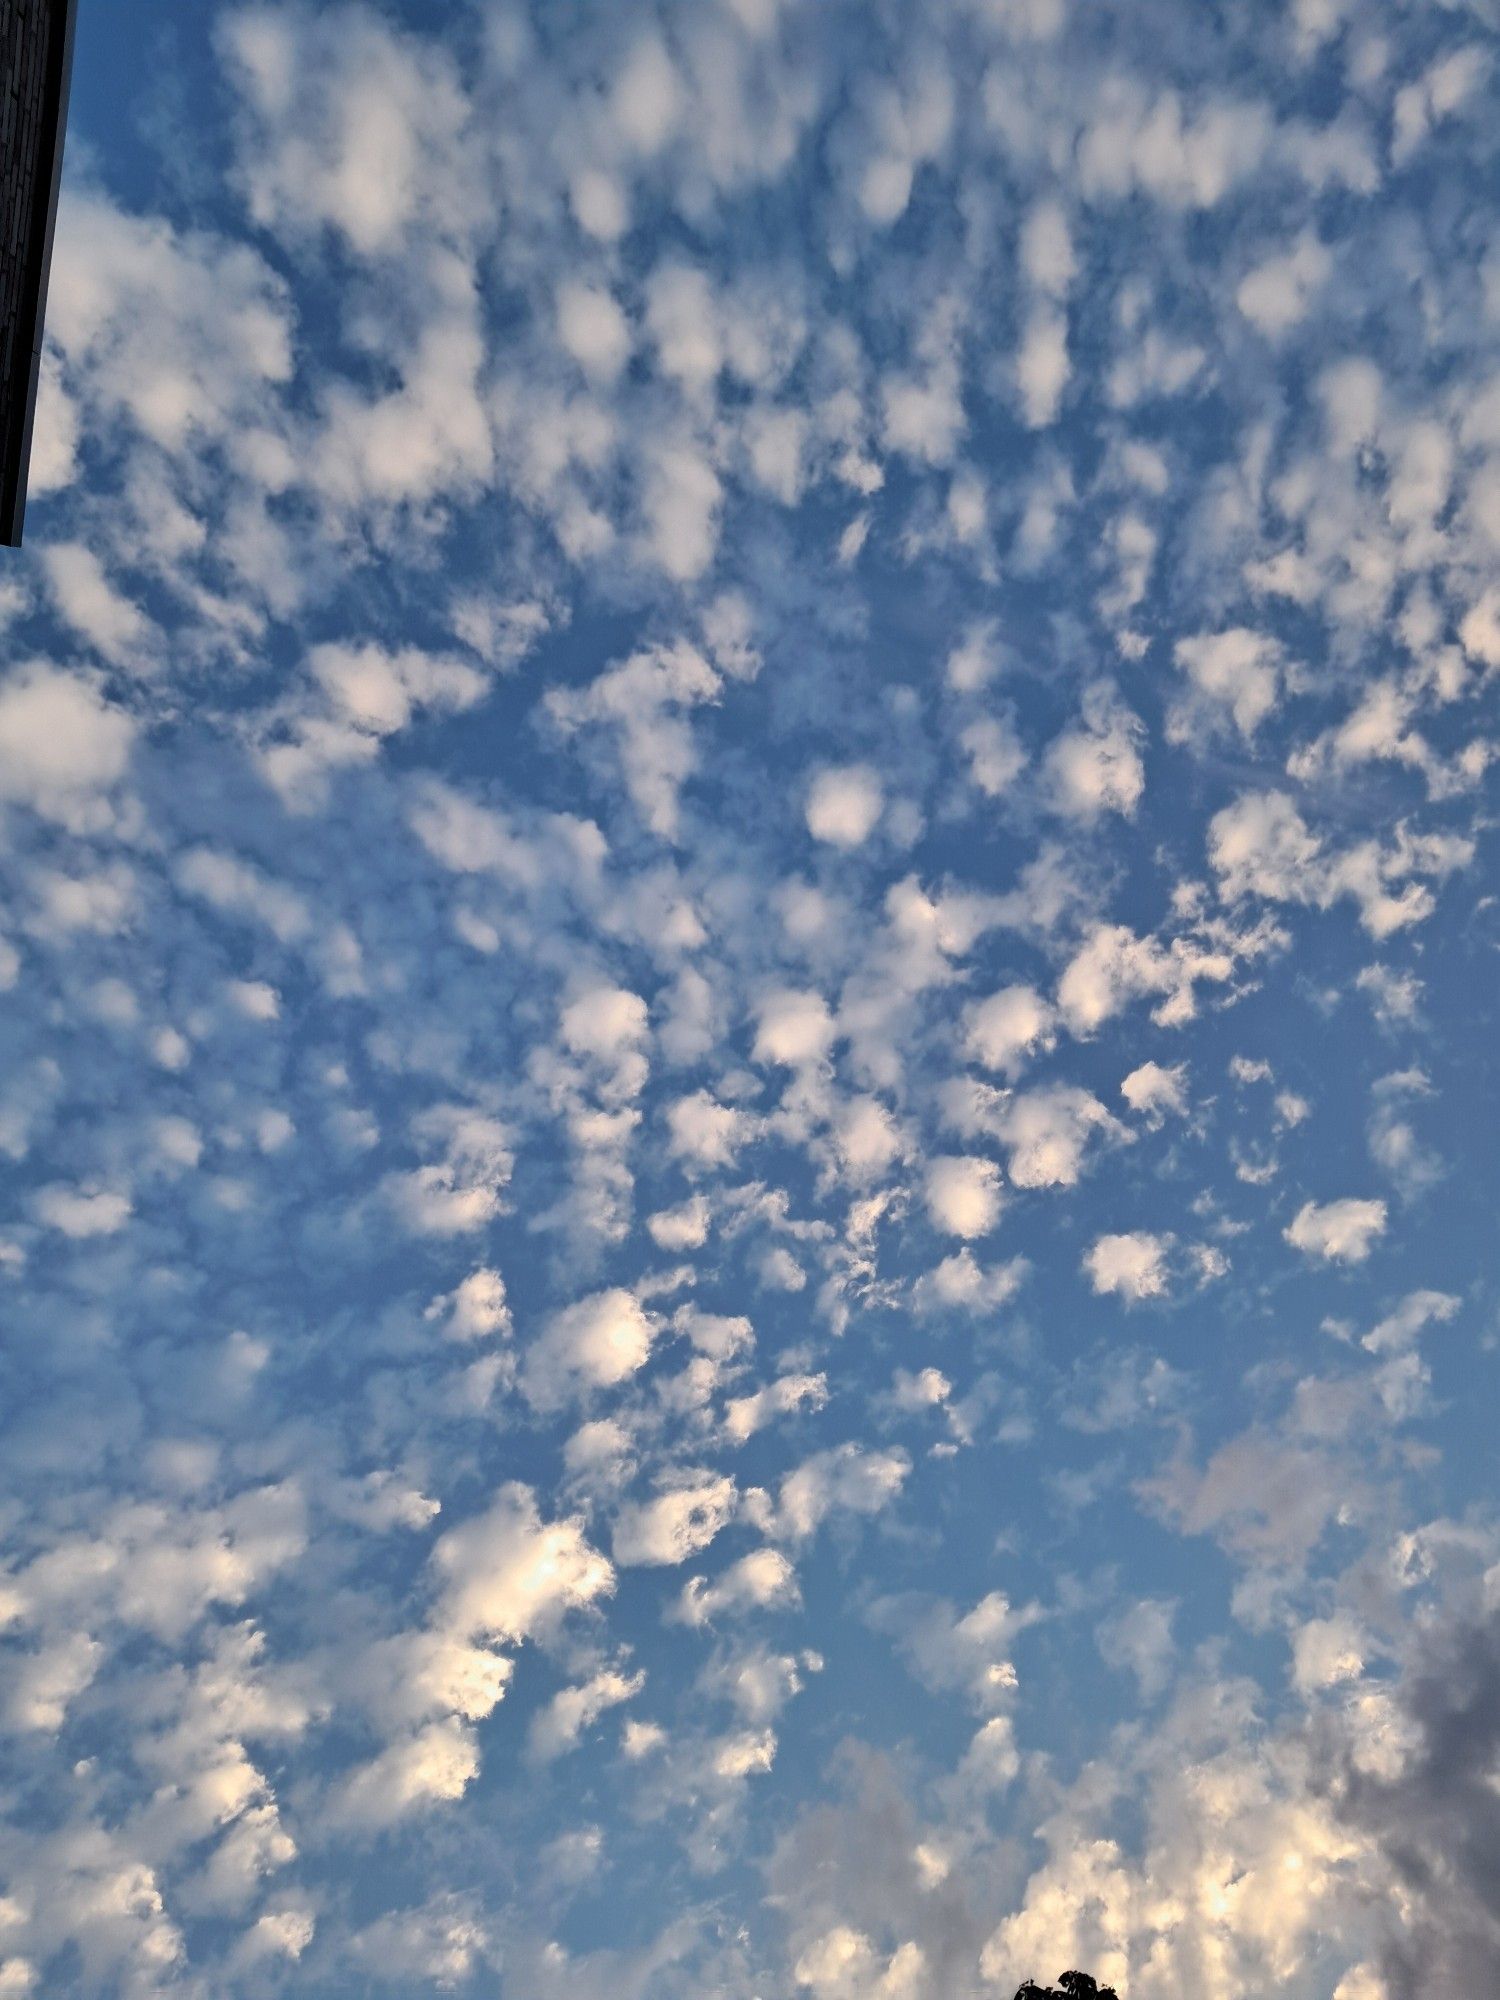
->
[1,0,79,547]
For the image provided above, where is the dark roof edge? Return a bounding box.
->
[2,0,81,549]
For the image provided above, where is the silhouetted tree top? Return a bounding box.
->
[1014,1974,1120,2000]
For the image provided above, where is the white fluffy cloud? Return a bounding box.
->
[1078,82,1270,208]
[332,1720,480,1827]
[795,1925,926,1997]
[755,1444,910,1542]
[1291,1615,1366,1693]
[1459,588,1500,671]
[32,1185,132,1238]
[528,1666,644,1761]
[1084,1231,1171,1301]
[924,1155,1003,1238]
[41,547,150,664]
[1120,1061,1188,1123]
[646,1193,711,1250]
[1017,309,1070,428]
[962,985,1056,1075]
[870,1587,1040,1711]
[641,439,724,580]
[556,281,632,383]
[259,642,489,808]
[560,984,650,1082]
[522,1289,656,1408]
[612,1474,737,1566]
[960,715,1027,796]
[724,1373,828,1444]
[666,1090,749,1167]
[545,640,723,838]
[913,1247,1028,1316]
[1284,1198,1388,1264]
[432,1486,613,1643]
[431,1269,511,1343]
[1045,692,1145,820]
[673,1547,801,1627]
[1237,233,1331,337]
[1058,925,1172,1035]
[386,1109,512,1236]
[0,666,135,826]
[1170,629,1284,742]
[994,1085,1121,1188]
[47,186,293,458]
[610,34,683,154]
[805,765,884,847]
[1209,791,1471,937]
[827,1095,904,1183]
[754,988,838,1067]
[219,5,476,254]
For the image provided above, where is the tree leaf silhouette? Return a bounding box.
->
[1013,1974,1120,2000]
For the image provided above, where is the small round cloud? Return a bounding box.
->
[805,764,884,848]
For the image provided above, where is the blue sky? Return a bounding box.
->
[1,0,1498,1993]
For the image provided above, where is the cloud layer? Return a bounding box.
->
[0,1,1497,1996]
